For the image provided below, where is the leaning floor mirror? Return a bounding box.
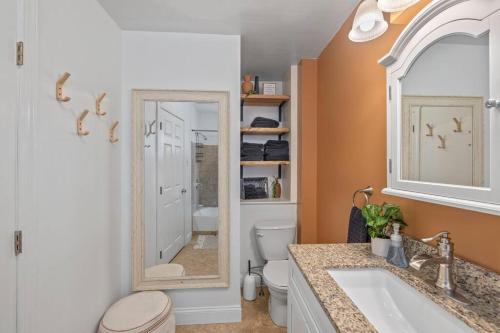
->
[132,90,229,290]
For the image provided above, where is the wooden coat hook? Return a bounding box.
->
[77,110,90,136]
[56,72,71,102]
[453,117,462,133]
[109,121,119,143]
[425,123,434,137]
[96,93,107,117]
[438,135,446,149]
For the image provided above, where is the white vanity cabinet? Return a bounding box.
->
[287,256,337,333]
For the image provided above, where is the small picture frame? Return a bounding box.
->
[263,83,276,96]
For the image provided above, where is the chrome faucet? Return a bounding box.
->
[409,231,470,305]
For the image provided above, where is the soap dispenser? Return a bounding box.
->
[386,223,408,268]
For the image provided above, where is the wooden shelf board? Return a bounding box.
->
[240,161,290,166]
[241,94,290,107]
[240,127,290,135]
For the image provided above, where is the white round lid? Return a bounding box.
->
[145,263,185,278]
[255,220,296,230]
[101,291,171,332]
[263,260,289,289]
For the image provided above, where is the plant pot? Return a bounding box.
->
[371,237,391,257]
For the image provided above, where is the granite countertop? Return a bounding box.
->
[288,243,499,333]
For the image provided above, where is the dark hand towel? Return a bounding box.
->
[251,117,279,128]
[347,207,369,243]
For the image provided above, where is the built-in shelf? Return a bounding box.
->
[240,161,290,167]
[240,198,296,205]
[240,94,290,107]
[240,127,290,135]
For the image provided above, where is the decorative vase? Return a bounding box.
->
[272,177,282,198]
[242,75,253,94]
[371,237,391,257]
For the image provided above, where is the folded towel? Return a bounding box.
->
[251,117,279,128]
[241,142,264,161]
[347,207,369,243]
[264,140,289,161]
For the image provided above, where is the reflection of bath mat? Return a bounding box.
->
[194,235,218,250]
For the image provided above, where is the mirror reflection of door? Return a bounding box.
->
[144,101,219,279]
[401,33,490,188]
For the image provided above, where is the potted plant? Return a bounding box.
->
[361,203,406,257]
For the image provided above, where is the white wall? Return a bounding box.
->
[122,31,242,324]
[22,0,123,332]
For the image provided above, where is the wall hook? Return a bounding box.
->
[453,117,462,133]
[56,72,71,102]
[77,110,90,136]
[438,135,446,149]
[96,93,107,117]
[109,121,119,143]
[426,123,434,137]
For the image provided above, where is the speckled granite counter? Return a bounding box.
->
[288,242,499,333]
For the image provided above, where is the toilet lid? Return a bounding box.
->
[145,263,185,278]
[263,260,289,289]
[100,291,171,332]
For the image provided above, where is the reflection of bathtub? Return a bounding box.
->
[193,207,219,232]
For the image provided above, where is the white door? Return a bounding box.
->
[157,109,185,263]
[0,0,19,331]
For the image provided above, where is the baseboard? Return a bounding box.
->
[174,305,242,325]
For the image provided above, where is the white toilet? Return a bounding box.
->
[255,220,296,327]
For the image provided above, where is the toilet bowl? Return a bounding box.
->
[255,220,296,327]
[99,291,175,333]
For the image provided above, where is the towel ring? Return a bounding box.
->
[352,186,374,208]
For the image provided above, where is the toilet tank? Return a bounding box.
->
[255,220,296,261]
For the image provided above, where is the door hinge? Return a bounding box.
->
[16,41,24,66]
[388,86,392,101]
[159,250,163,259]
[160,186,163,195]
[389,159,393,174]
[159,122,163,130]
[14,230,22,256]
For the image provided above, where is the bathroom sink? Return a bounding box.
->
[328,268,473,333]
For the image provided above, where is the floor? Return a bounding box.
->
[176,288,286,333]
[171,233,218,276]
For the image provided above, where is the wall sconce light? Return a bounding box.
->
[378,0,421,13]
[348,0,389,43]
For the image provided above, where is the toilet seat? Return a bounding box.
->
[263,260,288,291]
[145,264,185,278]
[99,291,172,333]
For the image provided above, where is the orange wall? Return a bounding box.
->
[310,9,500,272]
[297,59,318,244]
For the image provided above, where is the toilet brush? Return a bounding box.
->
[243,261,257,301]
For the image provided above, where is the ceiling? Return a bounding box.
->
[98,0,359,80]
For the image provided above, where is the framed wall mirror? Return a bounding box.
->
[380,0,500,215]
[132,90,229,290]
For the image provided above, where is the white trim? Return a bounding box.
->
[382,188,500,216]
[379,0,470,66]
[174,305,242,325]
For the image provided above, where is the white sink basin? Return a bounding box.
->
[328,268,473,333]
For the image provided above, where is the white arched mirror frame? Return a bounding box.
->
[379,0,500,215]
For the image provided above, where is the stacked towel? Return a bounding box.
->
[243,184,267,199]
[264,140,289,161]
[241,142,264,161]
[251,117,279,128]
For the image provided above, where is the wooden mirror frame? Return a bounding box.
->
[132,90,230,290]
